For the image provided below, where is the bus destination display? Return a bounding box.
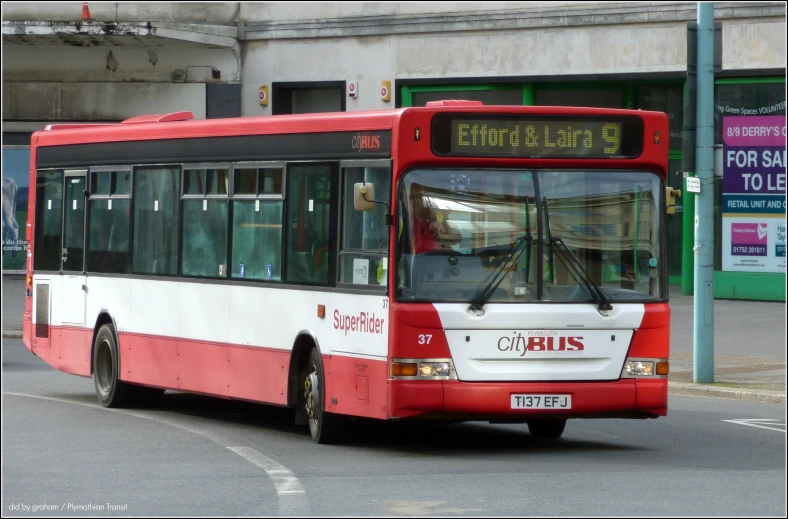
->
[431,115,644,159]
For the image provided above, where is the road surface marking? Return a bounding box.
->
[3,391,310,515]
[722,418,786,433]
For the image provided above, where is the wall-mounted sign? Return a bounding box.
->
[686,177,701,193]
[2,148,30,272]
[348,80,358,99]
[721,115,786,273]
[259,85,268,106]
[380,80,391,102]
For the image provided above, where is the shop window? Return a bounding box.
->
[713,81,785,273]
[412,89,522,107]
[272,82,345,115]
[637,85,684,150]
[715,82,786,144]
[535,88,624,108]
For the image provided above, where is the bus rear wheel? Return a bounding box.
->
[304,348,345,444]
[527,419,567,440]
[92,324,136,408]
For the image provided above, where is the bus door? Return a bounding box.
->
[60,169,87,326]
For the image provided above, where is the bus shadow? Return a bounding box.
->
[140,392,649,454]
[340,419,651,455]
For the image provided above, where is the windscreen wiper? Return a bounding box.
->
[549,237,613,312]
[469,234,532,312]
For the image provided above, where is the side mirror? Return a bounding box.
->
[354,183,376,211]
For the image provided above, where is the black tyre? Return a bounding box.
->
[527,419,567,439]
[92,324,136,408]
[304,348,345,444]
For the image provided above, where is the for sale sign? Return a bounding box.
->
[721,116,786,273]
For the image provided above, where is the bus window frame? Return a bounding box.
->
[337,159,392,291]
[86,165,133,274]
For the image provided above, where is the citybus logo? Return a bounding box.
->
[497,332,584,357]
[352,133,381,152]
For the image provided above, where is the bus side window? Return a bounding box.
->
[339,165,390,287]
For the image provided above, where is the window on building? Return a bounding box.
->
[713,80,786,272]
[272,82,345,115]
[33,169,63,271]
[285,163,337,285]
[339,164,391,287]
[181,165,230,278]
[714,81,786,144]
[637,85,684,150]
[412,88,522,107]
[230,164,285,281]
[87,169,132,274]
[132,166,181,276]
[535,88,625,108]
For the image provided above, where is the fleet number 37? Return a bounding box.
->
[418,335,433,344]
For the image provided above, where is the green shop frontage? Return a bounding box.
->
[399,76,786,301]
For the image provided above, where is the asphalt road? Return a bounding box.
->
[2,337,786,517]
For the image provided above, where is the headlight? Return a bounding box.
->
[621,358,669,378]
[419,362,451,377]
[624,360,654,376]
[391,359,456,379]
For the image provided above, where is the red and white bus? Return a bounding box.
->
[22,102,671,443]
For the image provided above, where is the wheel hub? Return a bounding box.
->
[304,369,319,421]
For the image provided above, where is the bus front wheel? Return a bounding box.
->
[527,419,566,440]
[304,348,346,444]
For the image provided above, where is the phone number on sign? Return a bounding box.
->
[732,245,767,255]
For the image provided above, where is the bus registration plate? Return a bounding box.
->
[511,394,571,410]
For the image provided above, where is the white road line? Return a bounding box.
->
[227,446,310,516]
[722,418,787,433]
[3,391,310,515]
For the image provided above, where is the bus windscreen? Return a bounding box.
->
[431,114,644,159]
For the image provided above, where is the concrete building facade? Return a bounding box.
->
[2,2,786,299]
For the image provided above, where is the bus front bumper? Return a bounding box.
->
[388,378,667,420]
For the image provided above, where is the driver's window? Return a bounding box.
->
[339,165,391,287]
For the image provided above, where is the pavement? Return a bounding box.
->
[2,274,785,403]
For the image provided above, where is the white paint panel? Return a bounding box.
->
[433,303,645,330]
[129,279,181,337]
[445,329,633,381]
[56,276,388,359]
[61,274,86,326]
[329,293,389,358]
[179,282,230,344]
[227,284,332,350]
[434,303,644,381]
[85,277,131,332]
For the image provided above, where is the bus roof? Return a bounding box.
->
[33,105,668,148]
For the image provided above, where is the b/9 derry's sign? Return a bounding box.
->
[722,116,786,273]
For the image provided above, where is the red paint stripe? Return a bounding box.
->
[628,303,670,358]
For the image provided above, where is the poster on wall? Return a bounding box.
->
[2,148,30,272]
[721,116,786,273]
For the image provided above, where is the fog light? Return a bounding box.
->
[419,362,451,377]
[624,360,654,376]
